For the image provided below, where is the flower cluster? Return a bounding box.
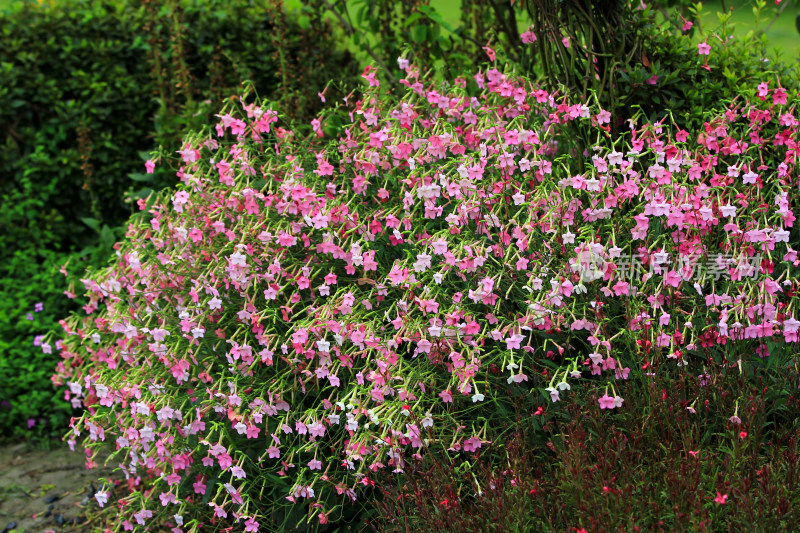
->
[51,59,799,530]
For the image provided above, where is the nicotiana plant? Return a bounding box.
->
[50,56,799,531]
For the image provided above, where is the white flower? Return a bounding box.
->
[230,250,247,267]
[720,204,737,218]
[95,490,109,508]
[471,392,485,403]
[742,171,758,184]
[545,387,560,402]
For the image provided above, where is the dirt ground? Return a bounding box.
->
[0,441,116,533]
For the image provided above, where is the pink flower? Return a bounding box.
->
[598,394,616,409]
[697,42,711,55]
[244,518,260,532]
[463,436,482,452]
[714,492,728,504]
[562,36,570,48]
[521,30,537,44]
[757,82,769,100]
[773,87,788,105]
[217,452,233,469]
[145,159,155,174]
[505,333,524,350]
[664,270,681,288]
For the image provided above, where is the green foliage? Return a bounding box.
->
[615,1,800,129]
[0,0,356,255]
[373,355,800,531]
[0,247,89,443]
[304,0,531,83]
[0,0,358,444]
[306,0,800,134]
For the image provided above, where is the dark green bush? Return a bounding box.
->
[0,0,357,443]
[0,247,82,443]
[0,0,356,255]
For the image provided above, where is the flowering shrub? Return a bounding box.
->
[51,58,799,531]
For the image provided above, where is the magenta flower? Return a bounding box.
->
[697,42,710,55]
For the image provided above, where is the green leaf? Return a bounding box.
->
[80,217,101,233]
[100,224,115,249]
[418,4,453,32]
[128,172,153,183]
[410,24,427,44]
[404,12,423,27]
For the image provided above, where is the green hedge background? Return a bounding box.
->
[0,0,358,443]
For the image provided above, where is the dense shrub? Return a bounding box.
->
[0,0,357,443]
[0,0,356,255]
[50,48,800,531]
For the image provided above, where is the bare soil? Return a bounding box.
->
[0,442,115,533]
